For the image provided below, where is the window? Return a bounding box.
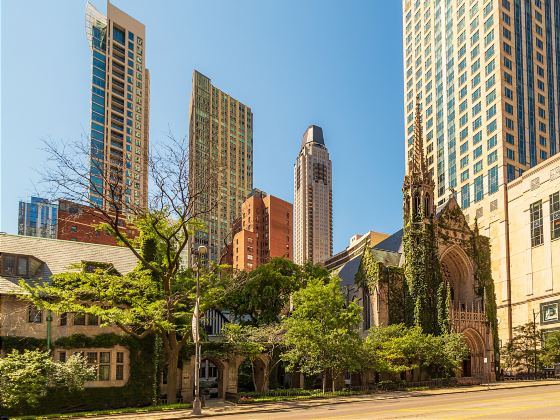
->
[60,313,68,326]
[474,175,484,202]
[113,27,125,45]
[551,192,560,241]
[488,166,499,194]
[461,184,471,209]
[116,352,125,380]
[474,160,483,174]
[507,148,515,160]
[99,352,111,381]
[59,351,66,363]
[74,313,86,326]
[87,314,99,326]
[530,201,544,247]
[28,305,42,323]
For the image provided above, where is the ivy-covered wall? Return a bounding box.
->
[0,333,155,416]
[355,250,412,326]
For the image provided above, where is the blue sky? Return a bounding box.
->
[0,0,404,254]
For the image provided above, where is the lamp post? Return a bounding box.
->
[191,245,207,416]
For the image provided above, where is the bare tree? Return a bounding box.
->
[34,134,224,402]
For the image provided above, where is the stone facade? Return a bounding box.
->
[0,233,139,389]
[335,105,497,382]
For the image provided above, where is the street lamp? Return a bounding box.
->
[192,245,207,416]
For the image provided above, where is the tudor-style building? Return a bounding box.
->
[335,102,498,382]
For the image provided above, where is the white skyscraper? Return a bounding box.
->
[293,125,333,265]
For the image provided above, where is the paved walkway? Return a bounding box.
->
[72,380,560,419]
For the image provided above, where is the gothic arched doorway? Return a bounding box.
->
[440,245,477,310]
[461,328,486,379]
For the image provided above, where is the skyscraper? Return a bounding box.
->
[189,71,253,263]
[233,189,293,271]
[402,0,560,340]
[85,1,150,210]
[18,197,58,239]
[403,0,559,210]
[293,125,333,265]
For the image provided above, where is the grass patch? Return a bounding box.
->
[405,386,430,391]
[15,403,191,419]
[238,389,371,404]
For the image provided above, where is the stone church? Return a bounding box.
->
[335,102,498,382]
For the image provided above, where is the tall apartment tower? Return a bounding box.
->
[402,0,560,339]
[189,71,253,263]
[233,189,293,271]
[85,1,150,210]
[293,125,333,265]
[403,0,559,208]
[18,197,58,239]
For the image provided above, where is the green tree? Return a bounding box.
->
[0,350,95,410]
[501,322,542,376]
[221,258,302,325]
[363,324,468,378]
[223,323,285,392]
[541,331,560,368]
[21,215,229,404]
[30,137,228,403]
[282,277,362,392]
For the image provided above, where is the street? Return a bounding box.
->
[212,384,560,419]
[79,383,560,419]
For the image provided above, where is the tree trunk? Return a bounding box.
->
[262,369,270,392]
[322,371,327,393]
[166,343,180,403]
[251,359,258,392]
[332,369,336,392]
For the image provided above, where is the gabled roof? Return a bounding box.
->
[373,229,403,253]
[335,229,403,287]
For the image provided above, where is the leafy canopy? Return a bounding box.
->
[0,350,95,409]
[281,276,363,379]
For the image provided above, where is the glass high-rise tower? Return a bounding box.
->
[18,197,58,239]
[403,0,559,210]
[403,0,560,340]
[188,71,253,263]
[85,1,150,211]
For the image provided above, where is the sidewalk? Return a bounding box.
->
[70,380,560,420]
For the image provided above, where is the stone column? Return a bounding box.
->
[181,355,195,403]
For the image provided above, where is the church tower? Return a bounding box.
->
[402,97,448,335]
[403,97,435,223]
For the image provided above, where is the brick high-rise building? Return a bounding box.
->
[57,200,137,246]
[86,1,150,211]
[188,71,253,263]
[293,125,333,265]
[233,190,292,271]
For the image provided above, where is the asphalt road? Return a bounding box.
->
[211,384,560,420]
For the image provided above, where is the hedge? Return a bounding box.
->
[0,333,155,416]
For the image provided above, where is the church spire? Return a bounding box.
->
[411,95,427,177]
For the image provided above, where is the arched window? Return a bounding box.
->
[413,193,420,215]
[424,193,430,216]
